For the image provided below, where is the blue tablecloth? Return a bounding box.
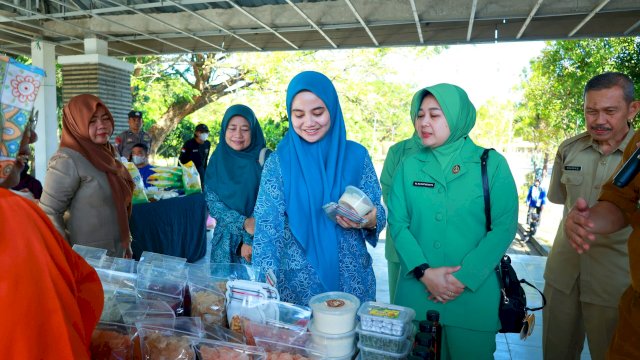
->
[130,193,207,263]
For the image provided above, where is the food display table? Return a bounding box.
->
[130,193,207,262]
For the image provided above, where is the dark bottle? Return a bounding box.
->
[426,310,442,360]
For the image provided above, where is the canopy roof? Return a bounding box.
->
[1,0,639,57]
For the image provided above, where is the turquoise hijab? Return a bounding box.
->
[205,104,266,216]
[278,71,366,291]
[410,83,476,167]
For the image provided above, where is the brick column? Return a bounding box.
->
[58,50,134,139]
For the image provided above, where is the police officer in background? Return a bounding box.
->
[179,123,211,187]
[115,110,153,160]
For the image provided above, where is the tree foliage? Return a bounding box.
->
[471,98,515,152]
[188,48,440,161]
[127,53,251,156]
[516,37,640,156]
[128,47,443,160]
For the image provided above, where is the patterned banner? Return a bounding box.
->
[0,56,45,182]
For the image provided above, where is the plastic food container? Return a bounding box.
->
[192,338,266,360]
[338,186,373,216]
[356,321,413,353]
[254,338,326,359]
[358,301,415,336]
[72,244,107,267]
[309,291,360,334]
[357,339,411,360]
[309,320,356,358]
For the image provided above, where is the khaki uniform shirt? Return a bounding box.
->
[544,129,634,307]
[115,130,152,160]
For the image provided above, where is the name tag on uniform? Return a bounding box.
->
[564,165,582,171]
[413,181,435,188]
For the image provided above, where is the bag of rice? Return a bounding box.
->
[124,161,149,204]
[181,161,202,195]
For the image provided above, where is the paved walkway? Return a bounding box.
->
[368,240,591,360]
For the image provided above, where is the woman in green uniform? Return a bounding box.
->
[388,83,518,359]
[380,133,421,303]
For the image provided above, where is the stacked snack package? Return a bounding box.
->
[124,161,149,204]
[180,161,202,195]
[136,317,204,360]
[0,56,45,184]
[136,253,189,316]
[190,338,266,360]
[187,271,228,327]
[225,280,279,335]
[81,249,360,359]
[241,300,311,346]
[147,166,183,190]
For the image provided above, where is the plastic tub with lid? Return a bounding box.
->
[309,291,360,334]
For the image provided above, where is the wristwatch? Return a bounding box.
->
[412,263,430,280]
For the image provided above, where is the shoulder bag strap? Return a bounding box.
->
[521,279,547,311]
[481,148,492,232]
[482,149,507,292]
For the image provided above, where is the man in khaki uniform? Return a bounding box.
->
[543,72,640,360]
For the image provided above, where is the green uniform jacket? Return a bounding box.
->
[388,139,518,331]
[380,136,422,263]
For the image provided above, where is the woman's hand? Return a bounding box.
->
[240,244,252,263]
[123,243,133,259]
[336,207,377,230]
[243,217,256,236]
[419,266,465,303]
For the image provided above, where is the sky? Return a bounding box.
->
[385,41,547,106]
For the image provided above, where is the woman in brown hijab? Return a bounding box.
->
[40,94,135,257]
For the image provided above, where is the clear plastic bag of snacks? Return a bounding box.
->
[91,322,136,360]
[136,317,204,360]
[191,338,266,360]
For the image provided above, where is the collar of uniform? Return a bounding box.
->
[618,127,636,152]
[585,127,635,154]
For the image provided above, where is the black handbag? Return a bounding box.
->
[480,149,546,334]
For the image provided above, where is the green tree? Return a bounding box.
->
[516,37,640,152]
[191,48,438,160]
[127,53,251,156]
[472,98,515,152]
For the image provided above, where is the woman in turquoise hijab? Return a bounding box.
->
[388,84,518,359]
[204,104,269,263]
[252,71,386,306]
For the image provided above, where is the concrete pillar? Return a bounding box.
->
[58,49,134,145]
[30,40,57,181]
[84,37,109,56]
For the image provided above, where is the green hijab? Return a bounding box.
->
[410,83,476,168]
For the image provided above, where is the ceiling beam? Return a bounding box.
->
[99,0,223,52]
[624,18,640,35]
[166,0,262,51]
[467,0,478,41]
[47,0,159,54]
[5,1,132,55]
[344,0,378,46]
[0,15,84,54]
[0,43,30,57]
[568,0,610,37]
[517,0,544,39]
[285,0,336,49]
[408,0,424,44]
[225,0,298,50]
